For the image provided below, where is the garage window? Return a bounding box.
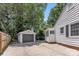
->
[71,22,79,36]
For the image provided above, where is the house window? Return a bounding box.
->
[66,25,69,37]
[50,30,54,34]
[71,22,79,36]
[60,27,64,33]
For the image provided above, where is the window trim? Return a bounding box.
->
[69,21,79,38]
[60,27,64,34]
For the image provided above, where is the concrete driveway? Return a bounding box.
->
[2,41,79,56]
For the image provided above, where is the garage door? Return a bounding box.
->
[22,34,34,43]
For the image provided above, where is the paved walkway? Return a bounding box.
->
[2,42,79,56]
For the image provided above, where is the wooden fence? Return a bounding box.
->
[0,31,11,54]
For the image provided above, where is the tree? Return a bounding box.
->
[0,3,47,41]
[23,4,47,32]
[47,3,66,27]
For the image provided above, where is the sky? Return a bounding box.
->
[44,3,56,21]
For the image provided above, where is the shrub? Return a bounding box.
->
[36,29,45,40]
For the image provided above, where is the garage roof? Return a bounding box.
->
[18,30,36,35]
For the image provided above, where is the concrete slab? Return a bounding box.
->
[2,42,79,56]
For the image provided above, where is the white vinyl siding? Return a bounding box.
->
[55,3,79,47]
[67,3,75,11]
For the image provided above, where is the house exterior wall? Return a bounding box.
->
[45,28,55,42]
[45,30,50,42]
[55,3,79,47]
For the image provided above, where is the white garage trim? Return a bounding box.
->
[18,30,36,43]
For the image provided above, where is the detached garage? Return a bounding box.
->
[18,30,36,43]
